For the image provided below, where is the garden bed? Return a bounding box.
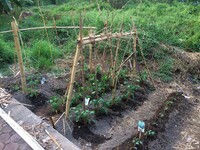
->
[0,72,199,149]
[116,92,185,150]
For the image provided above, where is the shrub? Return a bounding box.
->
[0,38,14,65]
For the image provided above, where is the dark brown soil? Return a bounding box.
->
[73,125,106,146]
[115,92,185,150]
[1,51,199,150]
[27,93,47,106]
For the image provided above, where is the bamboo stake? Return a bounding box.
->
[0,26,96,34]
[81,31,134,45]
[78,13,86,112]
[53,17,61,46]
[65,16,83,117]
[101,21,108,72]
[111,38,120,101]
[45,130,63,150]
[65,44,81,117]
[0,99,33,107]
[115,53,134,73]
[133,27,155,87]
[83,30,134,41]
[49,117,55,129]
[132,22,137,74]
[89,29,94,72]
[111,18,124,102]
[11,21,27,94]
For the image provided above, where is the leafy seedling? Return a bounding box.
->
[50,96,64,112]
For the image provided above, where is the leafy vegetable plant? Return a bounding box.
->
[71,105,95,126]
[50,96,64,112]
[132,137,143,147]
[91,98,109,115]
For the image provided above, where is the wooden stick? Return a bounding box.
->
[81,31,134,45]
[89,29,94,72]
[137,34,155,87]
[112,18,124,102]
[0,26,96,34]
[0,108,45,150]
[45,130,63,150]
[0,99,33,107]
[78,13,86,112]
[11,21,27,93]
[55,112,65,125]
[53,17,61,46]
[115,53,134,73]
[65,32,82,117]
[49,117,55,129]
[132,20,137,74]
[82,31,134,41]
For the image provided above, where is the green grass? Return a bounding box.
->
[154,57,174,82]
[0,0,199,75]
[0,37,14,65]
[26,40,62,70]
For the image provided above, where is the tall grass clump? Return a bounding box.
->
[0,38,14,65]
[28,40,61,70]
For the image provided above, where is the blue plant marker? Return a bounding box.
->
[138,120,145,133]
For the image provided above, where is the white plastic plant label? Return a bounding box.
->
[85,98,90,106]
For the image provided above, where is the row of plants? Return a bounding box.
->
[130,92,183,149]
[48,65,148,126]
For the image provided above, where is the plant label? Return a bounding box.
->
[85,98,90,106]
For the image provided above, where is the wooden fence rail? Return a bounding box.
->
[80,31,135,45]
[0,26,96,34]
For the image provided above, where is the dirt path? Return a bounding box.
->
[148,79,200,150]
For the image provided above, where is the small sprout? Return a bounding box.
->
[145,130,156,137]
[132,138,143,146]
[165,100,173,106]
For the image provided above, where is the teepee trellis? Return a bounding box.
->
[64,18,139,117]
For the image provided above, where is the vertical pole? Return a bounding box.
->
[131,17,137,75]
[53,17,61,46]
[65,13,83,117]
[89,29,94,72]
[65,42,81,117]
[133,25,137,74]
[11,21,27,94]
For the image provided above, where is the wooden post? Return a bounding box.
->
[89,29,94,72]
[65,43,81,117]
[133,28,137,74]
[65,14,83,117]
[132,19,137,75]
[11,21,27,93]
[53,17,61,46]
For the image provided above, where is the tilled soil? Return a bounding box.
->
[148,79,200,150]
